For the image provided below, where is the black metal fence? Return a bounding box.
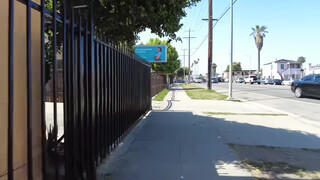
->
[4,0,151,179]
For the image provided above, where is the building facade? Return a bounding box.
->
[304,63,320,75]
[262,59,302,80]
[223,70,257,79]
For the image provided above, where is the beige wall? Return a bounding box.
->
[0,0,42,179]
[0,0,9,177]
[31,8,42,180]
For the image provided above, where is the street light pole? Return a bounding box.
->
[227,0,233,100]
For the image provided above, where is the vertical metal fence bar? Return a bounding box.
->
[114,45,117,144]
[126,54,129,133]
[119,47,122,139]
[77,10,84,177]
[117,45,121,143]
[62,0,68,179]
[113,42,117,147]
[102,43,106,158]
[26,0,34,178]
[52,0,59,177]
[104,44,108,155]
[104,42,107,156]
[121,47,124,138]
[101,43,104,157]
[95,41,99,162]
[88,3,96,178]
[83,18,89,178]
[110,43,114,148]
[41,0,47,178]
[68,3,76,178]
[116,45,120,144]
[124,54,127,134]
[98,41,102,160]
[73,11,79,178]
[64,1,71,179]
[100,42,104,159]
[95,41,99,164]
[52,0,58,142]
[107,42,111,152]
[8,0,14,179]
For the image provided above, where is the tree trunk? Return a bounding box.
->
[258,49,261,79]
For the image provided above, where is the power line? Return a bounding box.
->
[192,1,207,31]
[190,0,238,57]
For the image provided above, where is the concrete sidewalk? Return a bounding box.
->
[97,84,320,180]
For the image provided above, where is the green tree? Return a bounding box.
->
[226,62,242,72]
[146,38,180,75]
[44,0,200,45]
[297,56,306,64]
[94,0,200,45]
[177,67,192,78]
[250,25,268,77]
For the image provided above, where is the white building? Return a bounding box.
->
[304,63,320,75]
[262,59,302,80]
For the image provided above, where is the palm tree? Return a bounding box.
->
[212,63,217,77]
[250,25,268,78]
[297,56,306,64]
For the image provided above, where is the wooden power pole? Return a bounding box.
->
[183,29,195,83]
[208,0,213,90]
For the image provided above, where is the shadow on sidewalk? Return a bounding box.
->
[105,111,320,180]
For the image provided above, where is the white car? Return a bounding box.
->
[282,79,294,86]
[244,75,260,84]
[194,77,203,83]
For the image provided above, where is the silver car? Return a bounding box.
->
[236,77,245,83]
[260,78,273,85]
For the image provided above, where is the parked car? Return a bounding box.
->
[244,75,260,84]
[260,78,273,85]
[225,78,229,83]
[235,77,245,83]
[273,79,282,85]
[218,77,224,82]
[174,79,186,83]
[282,79,294,86]
[194,77,203,83]
[211,77,218,83]
[291,74,320,98]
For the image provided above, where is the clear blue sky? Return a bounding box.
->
[137,0,320,75]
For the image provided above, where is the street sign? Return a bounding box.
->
[134,45,167,63]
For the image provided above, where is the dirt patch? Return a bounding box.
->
[229,144,320,179]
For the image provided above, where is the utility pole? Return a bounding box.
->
[202,0,217,90]
[227,0,234,100]
[208,0,213,90]
[183,29,195,83]
[181,49,187,80]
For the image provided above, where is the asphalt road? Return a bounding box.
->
[193,82,320,123]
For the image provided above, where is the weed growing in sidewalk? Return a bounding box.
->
[153,88,169,101]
